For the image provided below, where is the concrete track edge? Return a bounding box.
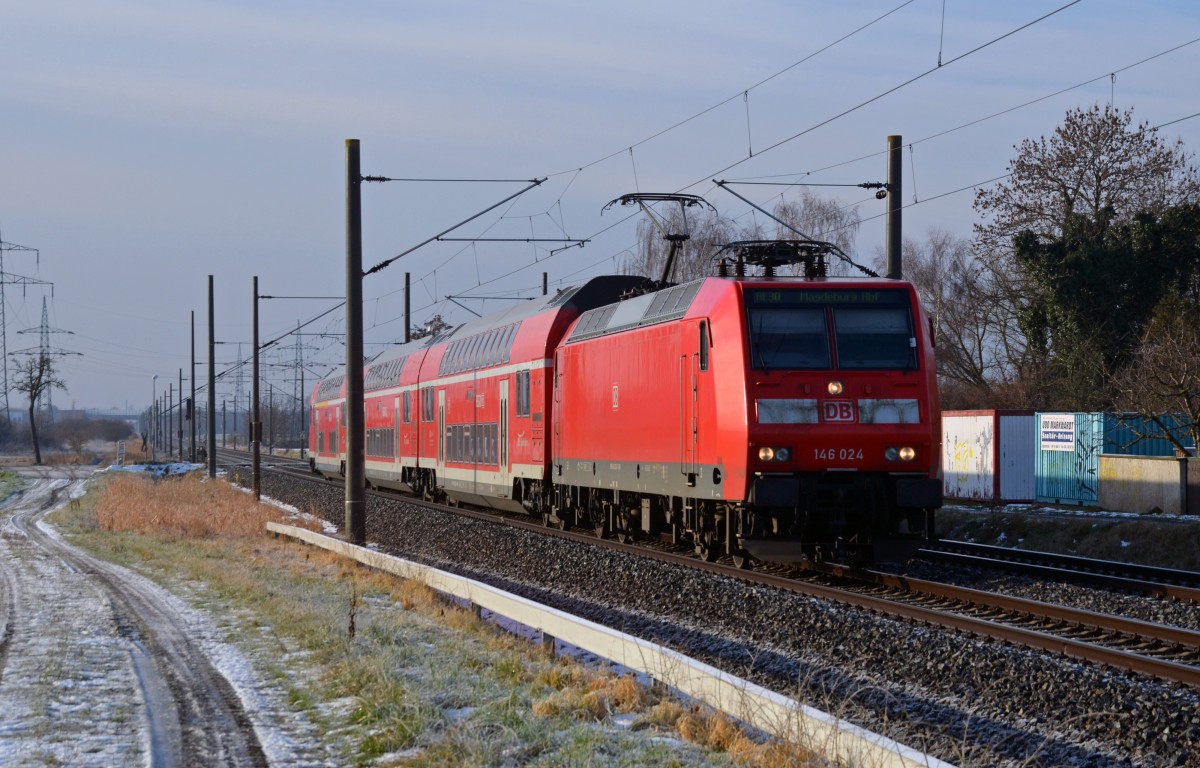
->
[267,522,953,768]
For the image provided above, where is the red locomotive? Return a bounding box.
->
[311,240,941,564]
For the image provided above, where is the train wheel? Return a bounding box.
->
[614,511,635,544]
[730,550,753,570]
[588,508,608,539]
[695,531,719,562]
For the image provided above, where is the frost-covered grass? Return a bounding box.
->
[55,473,822,767]
[0,469,22,500]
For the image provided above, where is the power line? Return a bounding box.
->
[690,1,1083,189]
[544,0,917,179]
[729,37,1200,182]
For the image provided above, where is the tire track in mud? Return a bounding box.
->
[0,470,267,767]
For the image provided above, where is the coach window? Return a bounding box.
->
[421,387,433,422]
[486,330,500,366]
[403,391,411,424]
[480,332,493,368]
[515,370,531,417]
[499,324,516,364]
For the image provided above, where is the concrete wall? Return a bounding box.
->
[1098,455,1187,515]
[942,410,1035,503]
[1188,459,1200,517]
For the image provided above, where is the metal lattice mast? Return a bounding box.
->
[0,227,52,420]
[15,297,76,421]
[292,321,303,447]
[234,341,245,434]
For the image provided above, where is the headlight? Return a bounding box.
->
[886,446,917,462]
[757,446,792,462]
[827,380,844,395]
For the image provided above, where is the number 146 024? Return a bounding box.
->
[814,448,863,461]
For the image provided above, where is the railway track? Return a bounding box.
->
[220,450,1200,690]
[920,539,1200,602]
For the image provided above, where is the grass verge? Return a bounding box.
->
[53,472,826,767]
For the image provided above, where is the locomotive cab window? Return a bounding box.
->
[747,306,830,369]
[745,288,917,371]
[833,307,917,370]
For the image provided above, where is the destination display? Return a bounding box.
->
[747,289,908,306]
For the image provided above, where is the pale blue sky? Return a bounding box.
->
[1,0,1197,411]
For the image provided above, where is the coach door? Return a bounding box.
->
[394,396,401,467]
[498,379,510,495]
[437,389,446,478]
[679,320,704,486]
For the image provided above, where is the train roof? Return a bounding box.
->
[312,274,655,388]
[566,275,918,344]
[433,274,655,344]
[568,279,705,343]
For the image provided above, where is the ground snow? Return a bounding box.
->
[0,468,336,767]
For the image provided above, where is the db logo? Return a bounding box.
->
[823,401,856,423]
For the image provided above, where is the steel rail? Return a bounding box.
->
[920,541,1200,603]
[820,563,1200,652]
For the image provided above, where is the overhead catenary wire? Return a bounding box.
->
[733,36,1200,183]
[309,1,1188,383]
[689,0,1083,189]
[453,0,1087,302]
[382,1,1084,325]
[542,0,916,179]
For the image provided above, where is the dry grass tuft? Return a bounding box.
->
[533,664,589,692]
[92,473,321,538]
[579,689,611,721]
[606,674,650,713]
[676,710,710,744]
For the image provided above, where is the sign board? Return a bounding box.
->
[1039,413,1075,452]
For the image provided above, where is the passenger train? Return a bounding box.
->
[311,239,942,565]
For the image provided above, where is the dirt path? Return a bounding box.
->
[0,467,267,767]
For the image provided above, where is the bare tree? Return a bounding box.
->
[975,104,1200,250]
[772,189,861,275]
[410,314,452,340]
[623,190,862,283]
[622,207,739,283]
[11,353,67,465]
[1112,293,1200,454]
[971,105,1200,408]
[898,230,1008,407]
